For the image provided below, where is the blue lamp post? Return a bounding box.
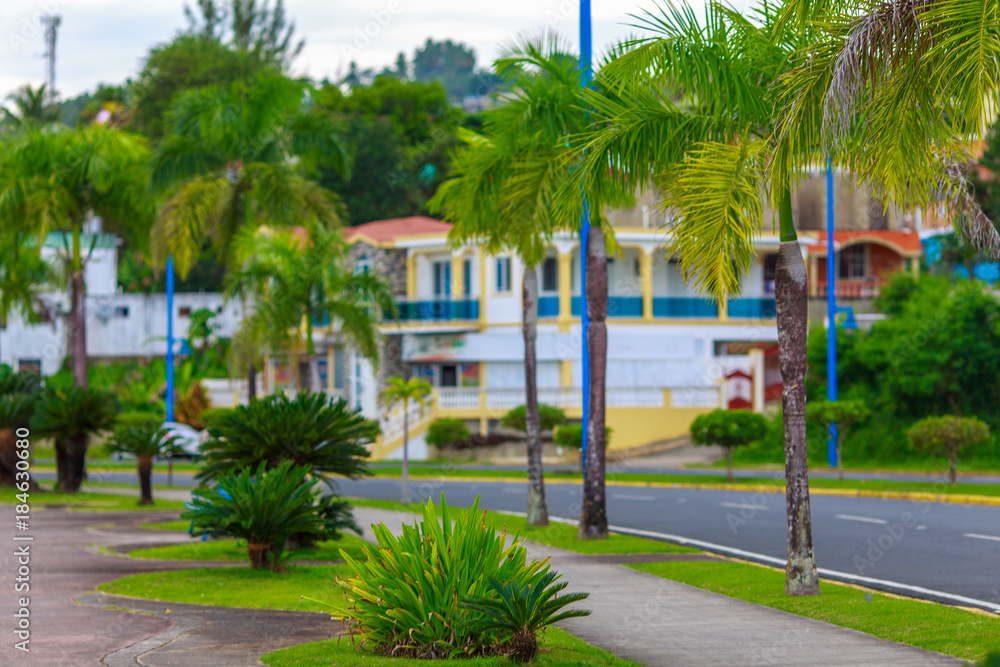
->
[579,0,592,470]
[825,160,857,467]
[165,256,175,424]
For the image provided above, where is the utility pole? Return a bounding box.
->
[41,15,61,106]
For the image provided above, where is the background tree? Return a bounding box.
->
[907,416,990,485]
[412,39,478,102]
[379,377,431,504]
[0,126,152,387]
[1,84,59,131]
[690,410,768,482]
[0,235,51,362]
[225,227,395,392]
[108,419,179,504]
[316,76,462,223]
[150,71,349,277]
[184,0,304,68]
[805,400,870,480]
[429,37,622,529]
[30,387,118,492]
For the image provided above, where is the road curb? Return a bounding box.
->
[383,474,1000,506]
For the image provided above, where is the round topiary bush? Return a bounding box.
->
[426,418,472,448]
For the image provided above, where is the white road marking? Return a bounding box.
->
[835,514,887,525]
[916,525,927,530]
[612,493,655,501]
[964,533,1000,543]
[720,502,768,511]
[499,508,1000,614]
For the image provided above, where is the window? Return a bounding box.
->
[839,245,867,279]
[541,257,558,292]
[763,254,778,295]
[113,306,129,318]
[333,348,345,390]
[495,257,511,293]
[441,364,458,387]
[634,257,641,278]
[356,254,371,274]
[17,359,41,375]
[433,261,451,297]
[463,259,471,295]
[178,306,192,317]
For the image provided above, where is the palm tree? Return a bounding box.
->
[225,226,396,393]
[30,387,118,492]
[150,70,350,278]
[791,0,1000,256]
[0,235,51,363]
[0,368,42,487]
[108,419,179,505]
[0,126,152,387]
[1,84,58,131]
[570,0,845,593]
[431,37,629,534]
[378,376,431,504]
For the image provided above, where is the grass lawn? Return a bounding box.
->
[127,535,370,562]
[261,628,640,666]
[348,498,697,555]
[141,519,193,531]
[366,465,1000,498]
[631,560,1000,663]
[97,565,345,613]
[0,487,187,512]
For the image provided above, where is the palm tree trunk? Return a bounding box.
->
[401,399,410,504]
[578,223,608,540]
[775,189,820,596]
[60,433,88,493]
[247,363,257,401]
[724,446,734,482]
[54,438,69,491]
[70,224,88,388]
[522,266,548,526]
[137,456,154,505]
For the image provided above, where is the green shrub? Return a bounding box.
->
[805,400,870,477]
[182,461,329,571]
[335,496,585,659]
[907,415,990,485]
[690,409,767,481]
[553,423,612,450]
[501,404,567,433]
[196,391,377,485]
[426,418,472,448]
[460,571,590,663]
[199,407,235,428]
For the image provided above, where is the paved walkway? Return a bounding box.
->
[355,506,963,667]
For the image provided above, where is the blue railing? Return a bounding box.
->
[537,296,560,317]
[394,299,479,322]
[652,297,718,318]
[727,297,777,319]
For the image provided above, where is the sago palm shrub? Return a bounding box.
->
[107,418,179,505]
[182,460,328,571]
[30,387,118,492]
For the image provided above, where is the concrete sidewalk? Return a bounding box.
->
[354,507,963,667]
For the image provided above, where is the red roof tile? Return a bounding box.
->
[344,217,452,244]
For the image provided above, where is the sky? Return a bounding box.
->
[0,0,718,102]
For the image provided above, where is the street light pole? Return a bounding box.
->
[579,0,592,471]
[166,256,175,424]
[825,158,839,467]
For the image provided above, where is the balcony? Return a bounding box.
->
[394,298,479,322]
[652,297,718,318]
[727,297,777,319]
[814,278,881,299]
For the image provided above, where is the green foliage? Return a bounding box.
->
[426,418,471,448]
[182,461,329,571]
[501,404,566,433]
[108,420,178,459]
[552,424,612,450]
[907,416,990,458]
[690,410,767,450]
[199,407,235,428]
[459,571,590,663]
[0,366,41,430]
[335,496,557,658]
[30,387,118,441]
[379,377,432,411]
[805,401,870,431]
[197,391,376,484]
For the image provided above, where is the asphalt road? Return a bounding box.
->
[338,476,1000,615]
[40,468,1000,614]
